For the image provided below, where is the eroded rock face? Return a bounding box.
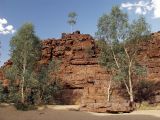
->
[2,60,13,69]
[136,32,160,104]
[0,60,12,86]
[40,31,160,112]
[40,33,114,111]
[39,31,104,105]
[1,31,160,113]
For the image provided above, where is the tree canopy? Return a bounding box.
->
[67,12,77,32]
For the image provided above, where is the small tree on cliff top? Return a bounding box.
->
[67,12,77,32]
[97,6,150,103]
[10,23,41,104]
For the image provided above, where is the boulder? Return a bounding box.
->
[106,102,135,113]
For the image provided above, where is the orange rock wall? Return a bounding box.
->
[39,31,109,105]
[1,31,160,112]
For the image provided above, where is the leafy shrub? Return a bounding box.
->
[134,80,155,102]
[0,83,9,103]
[42,80,62,104]
[14,102,36,111]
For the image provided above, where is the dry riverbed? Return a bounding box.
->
[0,105,160,120]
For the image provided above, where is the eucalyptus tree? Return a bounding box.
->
[67,12,77,32]
[97,6,150,102]
[10,23,41,103]
[97,6,128,102]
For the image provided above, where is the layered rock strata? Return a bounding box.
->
[0,31,160,112]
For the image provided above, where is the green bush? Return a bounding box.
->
[42,81,62,104]
[0,83,9,103]
[14,102,37,111]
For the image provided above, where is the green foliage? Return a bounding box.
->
[1,58,62,107]
[96,6,128,44]
[0,23,63,108]
[96,6,129,70]
[68,12,77,25]
[14,102,36,111]
[126,16,151,44]
[125,16,151,59]
[4,65,19,82]
[0,81,4,102]
[113,70,127,82]
[7,86,20,103]
[10,23,41,74]
[134,80,155,102]
[99,43,116,69]
[37,59,61,85]
[138,102,160,110]
[36,59,62,104]
[134,64,147,76]
[42,79,62,104]
[0,67,20,103]
[48,58,61,73]
[26,72,39,88]
[68,12,77,32]
[95,39,106,48]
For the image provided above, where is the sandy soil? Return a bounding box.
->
[0,105,160,120]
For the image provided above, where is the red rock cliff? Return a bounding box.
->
[40,31,160,112]
[1,31,160,112]
[39,31,108,105]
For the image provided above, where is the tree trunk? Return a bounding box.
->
[21,56,26,104]
[124,46,134,103]
[111,45,120,69]
[107,45,119,102]
[71,25,73,33]
[128,61,134,102]
[21,67,25,103]
[107,77,112,102]
[40,86,45,103]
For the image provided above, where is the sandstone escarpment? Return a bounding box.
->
[1,31,160,112]
[39,31,109,105]
[40,31,160,112]
[39,31,135,112]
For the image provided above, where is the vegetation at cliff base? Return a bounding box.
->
[0,23,62,110]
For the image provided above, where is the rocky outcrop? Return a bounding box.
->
[40,31,160,112]
[0,60,12,87]
[1,60,13,69]
[39,31,104,105]
[39,31,135,112]
[1,31,160,113]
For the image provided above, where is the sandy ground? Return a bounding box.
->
[0,105,160,120]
